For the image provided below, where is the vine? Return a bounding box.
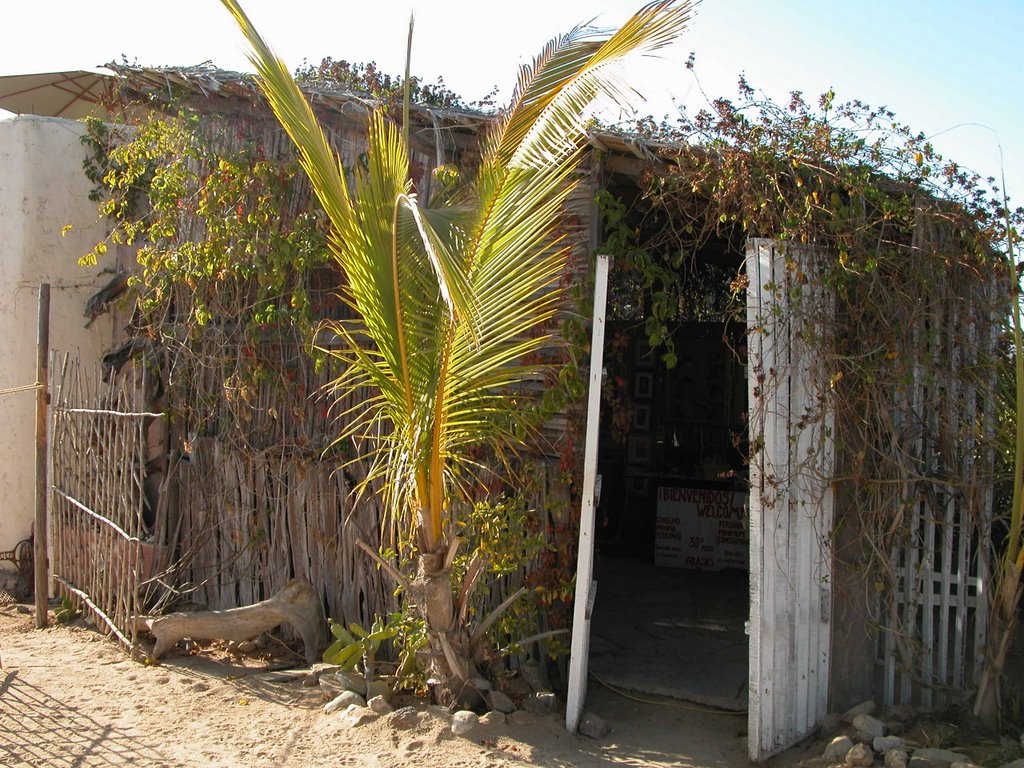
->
[80,107,332,452]
[603,72,1019,707]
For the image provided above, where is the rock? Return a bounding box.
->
[451,710,478,736]
[324,690,366,713]
[846,743,875,767]
[319,672,357,696]
[874,736,906,753]
[508,710,537,727]
[853,713,886,741]
[365,680,390,701]
[489,691,516,714]
[909,748,971,768]
[309,663,339,675]
[949,762,984,768]
[578,712,610,740]
[426,705,452,723]
[885,704,918,724]
[821,712,844,735]
[336,671,368,696]
[524,692,558,714]
[885,750,909,768]
[886,721,907,736]
[479,711,506,726]
[823,735,854,763]
[339,704,377,728]
[387,706,421,730]
[368,696,393,715]
[469,675,493,693]
[256,669,306,684]
[843,701,878,723]
[1000,760,1024,768]
[521,659,551,693]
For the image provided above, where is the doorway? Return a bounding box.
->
[586,191,751,711]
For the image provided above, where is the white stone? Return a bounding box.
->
[368,696,393,715]
[339,704,377,728]
[823,735,854,763]
[908,747,971,767]
[489,691,516,714]
[846,742,875,767]
[323,690,366,713]
[451,710,478,736]
[387,706,420,730]
[842,700,878,723]
[479,711,506,726]
[578,711,609,739]
[874,736,906,753]
[524,692,558,714]
[365,679,390,701]
[853,713,886,740]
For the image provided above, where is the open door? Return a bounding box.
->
[746,239,835,760]
[565,252,611,732]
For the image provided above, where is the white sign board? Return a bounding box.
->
[654,487,748,570]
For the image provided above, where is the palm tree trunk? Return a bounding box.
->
[409,545,481,708]
[974,560,1023,728]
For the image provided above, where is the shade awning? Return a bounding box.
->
[0,70,115,120]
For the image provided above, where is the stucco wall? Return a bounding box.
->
[0,115,114,553]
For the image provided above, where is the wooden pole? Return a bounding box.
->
[565,253,610,733]
[34,283,50,628]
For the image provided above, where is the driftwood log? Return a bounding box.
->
[142,579,323,665]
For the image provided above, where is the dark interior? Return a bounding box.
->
[588,179,752,709]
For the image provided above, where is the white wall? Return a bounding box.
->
[0,116,114,553]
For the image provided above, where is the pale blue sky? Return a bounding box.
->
[3,0,1020,203]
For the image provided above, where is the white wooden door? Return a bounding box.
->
[565,252,610,732]
[746,239,835,761]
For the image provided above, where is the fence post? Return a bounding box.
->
[34,283,50,628]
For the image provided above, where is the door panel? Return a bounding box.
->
[746,239,834,760]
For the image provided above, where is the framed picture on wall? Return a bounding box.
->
[628,435,652,465]
[634,404,650,431]
[635,372,653,399]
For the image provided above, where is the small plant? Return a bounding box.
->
[54,595,81,624]
[322,616,397,680]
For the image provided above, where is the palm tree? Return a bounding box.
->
[218,0,693,705]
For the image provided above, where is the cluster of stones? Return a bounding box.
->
[821,701,1024,768]
[303,661,614,739]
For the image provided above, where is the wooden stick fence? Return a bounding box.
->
[49,354,162,654]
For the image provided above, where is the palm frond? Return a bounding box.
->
[489,1,695,169]
[221,0,694,554]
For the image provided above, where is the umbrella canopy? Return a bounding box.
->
[0,70,115,120]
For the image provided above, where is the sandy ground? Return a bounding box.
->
[0,601,817,768]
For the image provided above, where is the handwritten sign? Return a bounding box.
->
[654,487,748,570]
